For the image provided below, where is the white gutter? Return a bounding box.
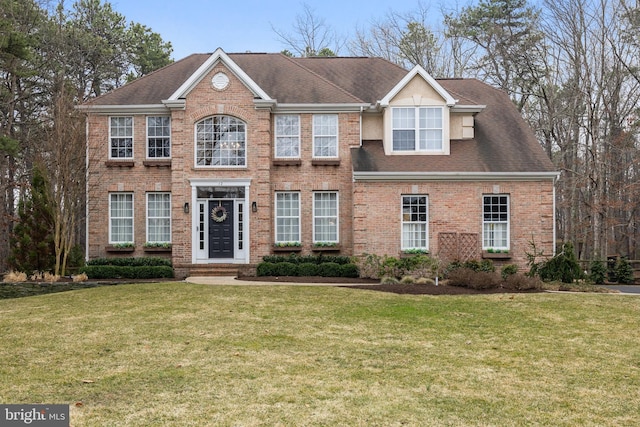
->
[273,103,370,113]
[76,104,169,114]
[353,171,561,182]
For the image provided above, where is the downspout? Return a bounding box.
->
[553,176,557,256]
[85,117,89,262]
[359,106,363,146]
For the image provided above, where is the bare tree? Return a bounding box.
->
[272,3,344,56]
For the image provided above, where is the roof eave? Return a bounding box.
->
[353,171,560,182]
[75,104,169,114]
[273,103,371,113]
[451,104,486,114]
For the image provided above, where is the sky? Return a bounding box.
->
[110,0,457,60]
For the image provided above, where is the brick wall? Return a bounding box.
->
[353,180,555,270]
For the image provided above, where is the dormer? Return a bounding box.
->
[378,65,483,156]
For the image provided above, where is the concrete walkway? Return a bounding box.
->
[184,276,370,286]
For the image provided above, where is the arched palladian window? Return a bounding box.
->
[195,115,246,166]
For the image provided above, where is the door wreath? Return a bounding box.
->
[211,205,228,223]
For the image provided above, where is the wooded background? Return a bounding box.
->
[2,0,639,274]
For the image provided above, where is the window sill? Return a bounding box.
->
[143,246,172,253]
[105,160,135,167]
[311,159,340,166]
[312,245,341,252]
[105,245,135,253]
[482,251,511,259]
[272,159,302,166]
[273,246,302,252]
[143,160,171,167]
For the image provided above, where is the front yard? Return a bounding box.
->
[0,282,638,426]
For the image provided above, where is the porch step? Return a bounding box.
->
[188,264,239,277]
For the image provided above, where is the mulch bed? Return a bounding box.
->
[238,276,541,295]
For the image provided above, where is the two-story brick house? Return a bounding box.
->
[80,48,557,278]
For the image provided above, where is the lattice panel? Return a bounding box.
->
[458,233,479,262]
[438,232,459,262]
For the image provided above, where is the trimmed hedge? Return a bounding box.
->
[262,254,351,265]
[80,265,174,279]
[256,261,359,278]
[87,257,172,267]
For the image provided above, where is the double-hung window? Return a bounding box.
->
[110,116,133,159]
[392,107,443,152]
[313,192,338,243]
[195,115,246,166]
[275,192,300,243]
[275,115,300,158]
[313,114,338,158]
[147,193,171,243]
[483,195,510,250]
[147,116,171,158]
[109,193,134,243]
[401,195,428,250]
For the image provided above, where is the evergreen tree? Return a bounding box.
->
[9,166,55,274]
[615,257,635,285]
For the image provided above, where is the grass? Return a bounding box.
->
[0,282,638,426]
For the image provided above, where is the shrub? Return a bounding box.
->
[80,265,173,279]
[353,253,383,279]
[271,262,299,276]
[3,271,27,283]
[43,272,60,283]
[380,276,400,285]
[87,257,171,267]
[538,242,582,283]
[501,264,519,280]
[448,268,501,289]
[589,259,607,285]
[340,263,360,278]
[262,254,351,265]
[416,277,435,286]
[256,262,276,276]
[72,273,89,283]
[379,256,403,278]
[615,257,635,285]
[298,262,319,277]
[504,273,542,291]
[400,275,416,284]
[447,268,476,287]
[317,262,342,277]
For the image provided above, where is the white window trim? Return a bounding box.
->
[312,114,339,158]
[146,192,172,243]
[146,116,171,159]
[194,115,248,168]
[109,116,134,159]
[109,192,134,244]
[274,192,301,244]
[313,191,339,243]
[391,107,443,153]
[482,194,510,250]
[274,114,301,158]
[401,195,429,251]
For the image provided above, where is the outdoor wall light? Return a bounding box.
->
[252,201,257,212]
[183,202,189,214]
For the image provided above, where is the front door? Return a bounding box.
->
[208,200,234,258]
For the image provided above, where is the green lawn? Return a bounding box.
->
[0,282,638,426]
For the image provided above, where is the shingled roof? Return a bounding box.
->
[352,79,556,175]
[83,51,555,175]
[84,52,409,106]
